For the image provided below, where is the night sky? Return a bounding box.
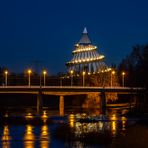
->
[0,0,148,74]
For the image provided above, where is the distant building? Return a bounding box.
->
[66,28,110,74]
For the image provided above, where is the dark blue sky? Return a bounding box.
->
[0,0,148,74]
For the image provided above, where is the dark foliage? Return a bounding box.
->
[118,44,148,88]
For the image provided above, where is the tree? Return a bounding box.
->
[118,44,148,88]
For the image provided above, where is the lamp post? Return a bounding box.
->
[122,72,125,87]
[27,69,32,86]
[4,70,8,86]
[82,71,86,86]
[43,70,47,86]
[111,70,115,87]
[70,70,73,86]
[60,77,63,86]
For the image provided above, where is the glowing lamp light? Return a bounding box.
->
[82,71,86,75]
[27,69,32,74]
[5,70,8,75]
[73,45,97,53]
[112,71,115,74]
[43,70,47,75]
[82,71,86,86]
[70,70,74,86]
[42,70,47,86]
[4,70,8,86]
[111,70,115,87]
[122,71,126,87]
[70,70,74,75]
[27,69,32,86]
[122,72,125,76]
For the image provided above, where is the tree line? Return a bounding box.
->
[118,44,148,88]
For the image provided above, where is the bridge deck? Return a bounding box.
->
[0,86,145,95]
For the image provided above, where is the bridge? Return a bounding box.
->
[0,86,144,94]
[0,86,145,115]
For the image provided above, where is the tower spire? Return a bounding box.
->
[83,27,87,34]
[78,27,91,44]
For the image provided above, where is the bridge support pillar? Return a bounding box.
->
[100,91,106,115]
[37,91,43,115]
[59,95,64,116]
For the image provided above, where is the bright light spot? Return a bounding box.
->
[82,71,86,75]
[4,70,8,75]
[112,71,115,75]
[25,113,33,119]
[122,72,125,76]
[43,70,47,75]
[27,69,32,74]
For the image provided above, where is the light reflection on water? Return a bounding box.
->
[69,113,125,138]
[110,114,118,136]
[0,124,51,148]
[1,125,11,148]
[23,124,50,148]
[24,125,35,148]
[40,125,50,148]
[0,109,128,148]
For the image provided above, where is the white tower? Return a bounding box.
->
[66,28,109,74]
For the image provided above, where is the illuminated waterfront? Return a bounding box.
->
[0,106,148,148]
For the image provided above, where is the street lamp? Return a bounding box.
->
[27,69,32,86]
[60,77,63,86]
[122,72,125,87]
[111,70,115,87]
[70,70,74,86]
[42,70,47,86]
[82,71,86,86]
[4,70,8,86]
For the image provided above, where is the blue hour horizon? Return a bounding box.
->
[0,0,148,74]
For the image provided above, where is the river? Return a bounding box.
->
[0,107,148,148]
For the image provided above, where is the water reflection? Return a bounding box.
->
[69,114,75,128]
[110,114,117,136]
[1,125,11,148]
[74,121,111,137]
[40,125,50,148]
[68,113,127,139]
[24,125,35,148]
[121,116,127,131]
[23,124,50,148]
[25,113,33,120]
[0,108,129,148]
[41,111,48,123]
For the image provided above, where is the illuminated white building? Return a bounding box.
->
[66,28,109,74]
